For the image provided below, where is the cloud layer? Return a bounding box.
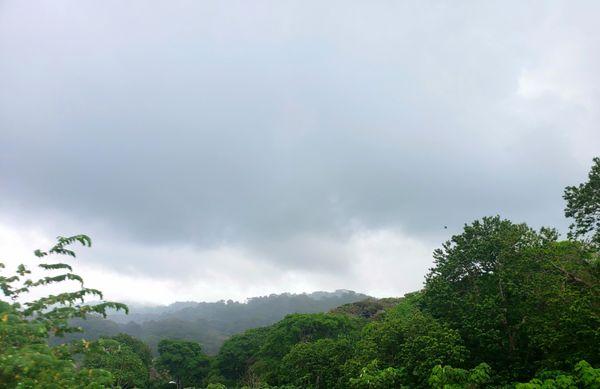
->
[1,1,599,302]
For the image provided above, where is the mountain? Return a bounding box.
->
[55,290,369,354]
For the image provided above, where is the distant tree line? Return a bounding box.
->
[54,290,369,355]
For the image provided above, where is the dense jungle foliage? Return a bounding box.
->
[1,157,599,388]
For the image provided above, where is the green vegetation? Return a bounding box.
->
[0,235,127,388]
[564,157,600,247]
[156,339,210,389]
[1,157,599,388]
[82,338,149,388]
[57,290,369,355]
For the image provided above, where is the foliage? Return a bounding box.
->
[0,235,127,388]
[0,235,127,336]
[428,363,492,388]
[279,337,355,388]
[515,360,600,388]
[0,301,114,388]
[212,312,361,387]
[564,157,600,247]
[258,313,361,359]
[355,296,468,387]
[348,360,407,388]
[421,216,599,381]
[82,338,149,388]
[156,338,210,389]
[206,384,227,389]
[518,241,599,369]
[256,313,361,384]
[108,332,153,368]
[215,326,270,382]
[329,297,402,319]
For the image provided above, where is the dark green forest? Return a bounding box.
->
[1,157,599,388]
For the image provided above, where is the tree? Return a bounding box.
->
[356,296,468,387]
[215,326,269,383]
[348,360,406,389]
[253,313,361,385]
[259,313,361,361]
[516,241,599,369]
[83,338,148,388]
[109,333,153,369]
[422,217,546,378]
[428,363,492,389]
[0,300,115,388]
[564,157,600,247]
[514,360,600,388]
[0,235,127,336]
[0,235,128,388]
[279,337,355,388]
[156,339,210,389]
[421,217,599,381]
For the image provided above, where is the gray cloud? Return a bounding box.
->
[1,1,599,298]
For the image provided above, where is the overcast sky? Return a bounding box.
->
[1,1,599,304]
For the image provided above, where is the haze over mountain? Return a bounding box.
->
[109,289,364,323]
[56,290,369,354]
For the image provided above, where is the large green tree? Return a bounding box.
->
[422,217,599,381]
[259,313,361,361]
[514,360,600,388]
[109,333,153,369]
[348,360,406,389]
[83,338,148,388]
[279,337,355,389]
[428,363,492,389]
[215,326,269,383]
[254,313,361,385]
[156,339,210,389]
[213,312,362,387]
[355,295,467,387]
[564,157,600,247]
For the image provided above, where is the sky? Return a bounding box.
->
[1,1,599,305]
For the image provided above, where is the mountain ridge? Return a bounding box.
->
[57,289,371,354]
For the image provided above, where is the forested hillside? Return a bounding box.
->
[53,290,368,355]
[1,158,599,388]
